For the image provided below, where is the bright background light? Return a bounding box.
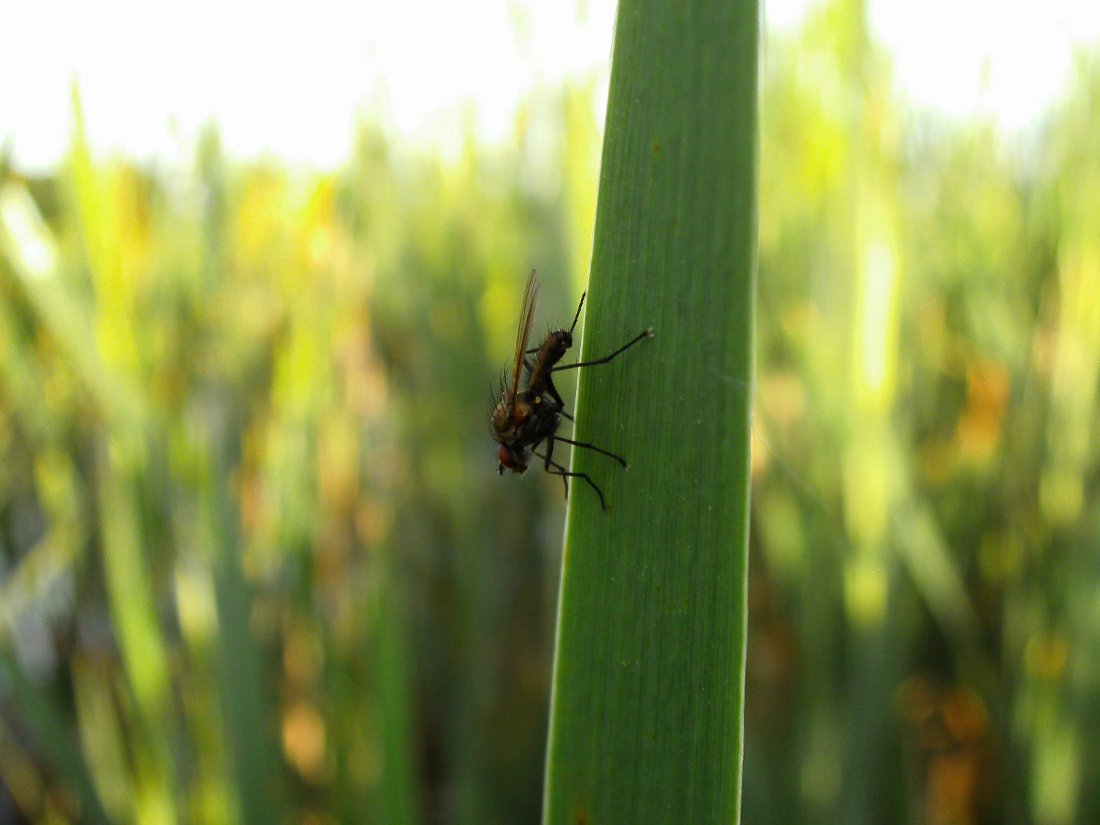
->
[2,0,1099,171]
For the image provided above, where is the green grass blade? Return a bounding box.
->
[0,653,111,823]
[201,431,284,825]
[370,570,421,825]
[542,0,758,820]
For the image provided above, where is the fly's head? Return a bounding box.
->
[496,442,530,476]
[491,388,535,475]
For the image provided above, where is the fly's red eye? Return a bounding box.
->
[498,444,516,468]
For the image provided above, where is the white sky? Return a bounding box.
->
[2,0,1099,172]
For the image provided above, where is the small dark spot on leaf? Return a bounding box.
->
[573,802,591,825]
[653,141,663,156]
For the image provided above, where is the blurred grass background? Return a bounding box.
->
[1,0,1099,822]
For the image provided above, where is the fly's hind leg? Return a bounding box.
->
[534,436,609,511]
[536,435,569,500]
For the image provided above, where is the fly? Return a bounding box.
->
[490,269,653,510]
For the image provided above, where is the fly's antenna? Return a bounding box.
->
[568,291,587,335]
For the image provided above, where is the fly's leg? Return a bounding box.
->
[555,436,628,469]
[533,440,609,511]
[543,372,566,408]
[552,327,654,372]
[534,455,608,512]
[540,435,568,499]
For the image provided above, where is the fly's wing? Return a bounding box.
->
[510,270,539,407]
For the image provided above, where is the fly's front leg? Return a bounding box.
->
[552,327,654,372]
